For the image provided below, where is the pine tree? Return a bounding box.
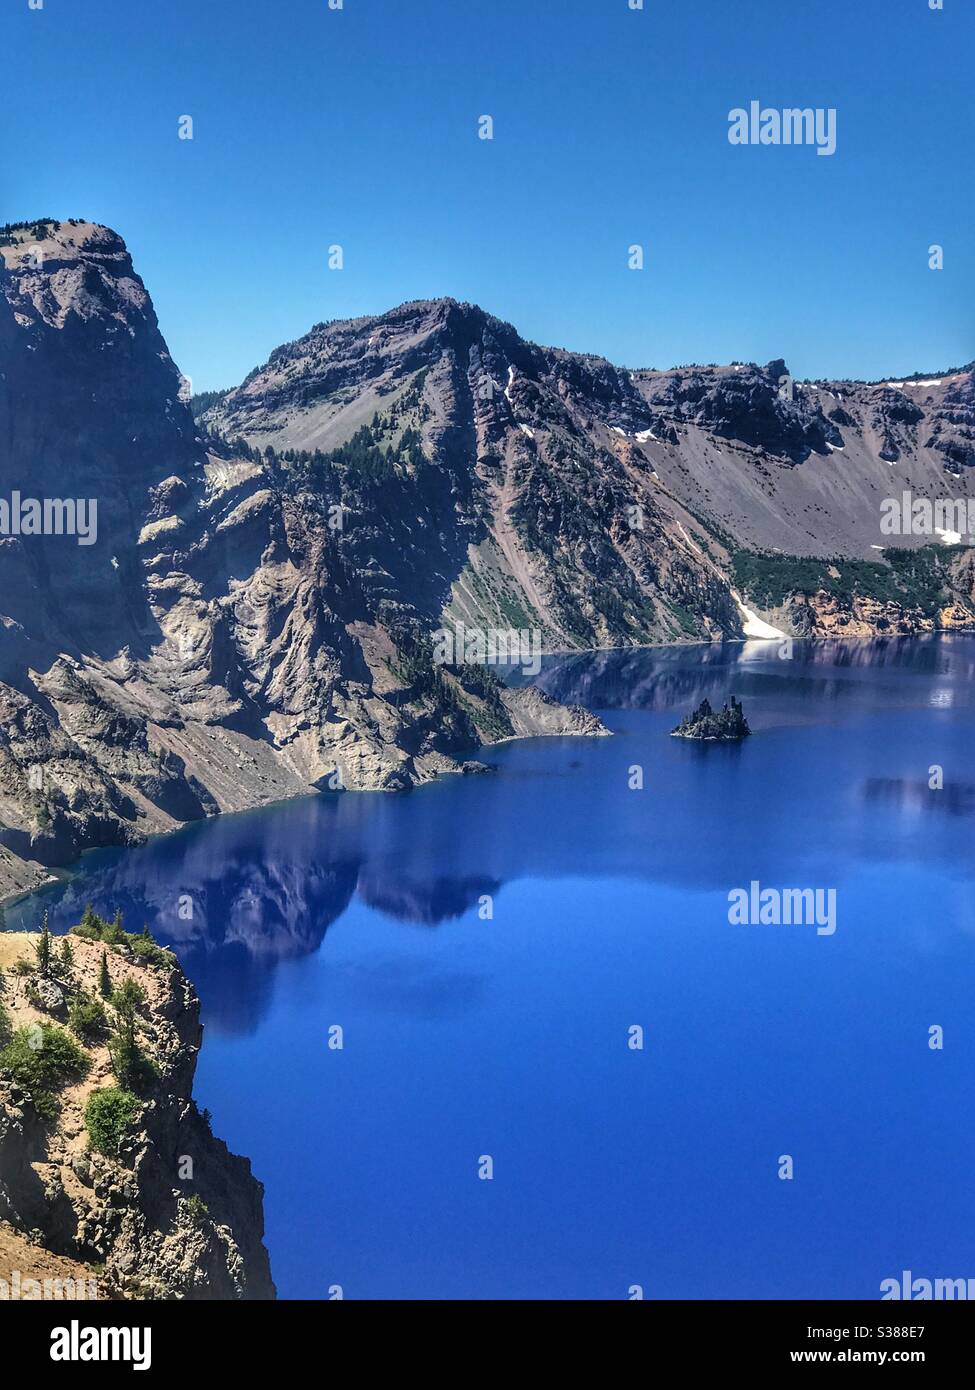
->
[60,938,74,970]
[99,950,112,998]
[35,912,51,975]
[108,1010,138,1088]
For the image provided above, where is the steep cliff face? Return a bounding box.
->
[0,930,274,1299]
[0,219,972,895]
[206,297,742,650]
[629,362,975,558]
[207,298,975,647]
[0,223,599,898]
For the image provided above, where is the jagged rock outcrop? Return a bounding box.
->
[206,296,743,650]
[0,218,972,894]
[0,930,274,1299]
[671,696,750,741]
[0,222,601,898]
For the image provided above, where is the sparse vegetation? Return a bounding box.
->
[731,545,962,618]
[84,1086,141,1157]
[71,909,174,969]
[182,1194,210,1225]
[68,991,107,1043]
[672,696,751,741]
[71,903,104,941]
[0,1023,89,1120]
[107,977,155,1092]
[188,388,229,420]
[111,977,147,1015]
[34,915,51,975]
[129,926,175,968]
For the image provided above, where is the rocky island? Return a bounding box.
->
[671,696,751,741]
[0,914,274,1300]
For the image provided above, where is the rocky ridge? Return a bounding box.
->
[0,218,972,894]
[0,221,599,899]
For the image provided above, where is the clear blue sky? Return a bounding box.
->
[4,0,971,390]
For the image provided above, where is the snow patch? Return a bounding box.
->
[675,523,702,555]
[731,590,787,640]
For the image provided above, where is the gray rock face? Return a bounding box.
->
[628,363,975,558]
[0,223,602,898]
[1,219,972,894]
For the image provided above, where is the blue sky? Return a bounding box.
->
[3,0,971,390]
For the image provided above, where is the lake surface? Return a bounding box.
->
[6,636,975,1299]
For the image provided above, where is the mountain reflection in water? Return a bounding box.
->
[6,635,975,1039]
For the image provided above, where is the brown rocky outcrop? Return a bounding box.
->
[0,931,274,1299]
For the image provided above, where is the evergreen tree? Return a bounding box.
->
[107,1010,139,1088]
[60,938,74,970]
[99,950,112,998]
[35,913,51,975]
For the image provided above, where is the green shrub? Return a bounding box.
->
[101,913,127,947]
[106,985,156,1092]
[110,978,146,1017]
[128,928,174,969]
[0,1001,10,1048]
[0,1023,89,1119]
[182,1194,209,1225]
[71,904,106,940]
[84,1086,141,1156]
[68,991,107,1043]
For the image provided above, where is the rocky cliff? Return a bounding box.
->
[0,221,599,899]
[206,295,975,648]
[0,927,274,1299]
[0,218,972,896]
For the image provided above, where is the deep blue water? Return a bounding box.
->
[6,636,975,1299]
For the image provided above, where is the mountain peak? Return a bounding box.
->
[0,218,127,263]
